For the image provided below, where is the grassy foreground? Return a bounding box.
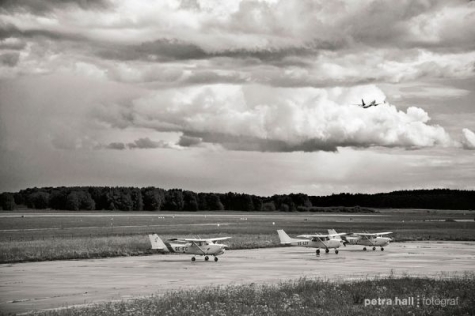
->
[33,275,475,316]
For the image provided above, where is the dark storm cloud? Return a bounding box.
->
[185,70,246,85]
[127,137,172,149]
[94,38,326,63]
[102,138,173,150]
[0,0,112,15]
[181,131,402,152]
[106,142,126,150]
[178,135,202,147]
[0,52,19,66]
[1,0,473,90]
[0,38,26,50]
[96,39,208,62]
[181,131,341,152]
[0,22,87,42]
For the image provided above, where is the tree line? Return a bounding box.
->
[0,187,473,211]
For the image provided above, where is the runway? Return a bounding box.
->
[1,241,475,314]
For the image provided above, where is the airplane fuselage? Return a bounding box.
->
[346,236,391,247]
[287,238,340,249]
[165,241,226,256]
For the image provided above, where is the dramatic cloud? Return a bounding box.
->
[127,137,176,149]
[462,128,475,149]
[106,142,126,150]
[1,0,474,87]
[0,52,19,66]
[93,84,456,152]
[178,135,203,147]
[1,1,474,194]
[0,0,111,15]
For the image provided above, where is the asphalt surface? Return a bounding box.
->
[1,241,475,314]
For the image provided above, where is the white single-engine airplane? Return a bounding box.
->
[328,229,393,251]
[277,229,345,255]
[148,234,231,262]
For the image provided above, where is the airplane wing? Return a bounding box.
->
[297,234,330,238]
[328,233,347,237]
[184,237,231,242]
[353,232,392,236]
[300,235,330,249]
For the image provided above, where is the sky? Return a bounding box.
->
[0,0,474,196]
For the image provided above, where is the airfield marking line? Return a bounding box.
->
[0,223,231,232]
[0,213,387,218]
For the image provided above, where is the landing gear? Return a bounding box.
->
[205,256,209,261]
[316,249,320,256]
[214,257,218,262]
[325,248,329,254]
[381,247,384,251]
[372,247,376,251]
[335,249,339,254]
[363,247,367,251]
[191,257,196,262]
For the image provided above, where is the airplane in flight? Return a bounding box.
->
[328,229,393,251]
[148,234,231,262]
[355,99,385,108]
[277,229,345,255]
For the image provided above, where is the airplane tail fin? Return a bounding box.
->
[328,229,348,246]
[148,234,169,252]
[328,229,341,239]
[277,230,293,245]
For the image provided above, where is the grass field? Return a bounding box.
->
[1,209,474,263]
[32,274,475,316]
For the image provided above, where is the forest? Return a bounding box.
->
[0,187,473,211]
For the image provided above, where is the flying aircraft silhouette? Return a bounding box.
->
[355,99,386,108]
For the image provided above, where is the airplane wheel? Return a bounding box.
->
[363,247,367,251]
[372,247,376,251]
[335,249,339,254]
[381,248,384,251]
[191,257,196,262]
[325,249,329,254]
[205,256,209,261]
[214,257,218,262]
[316,249,320,255]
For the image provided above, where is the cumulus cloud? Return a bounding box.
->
[94,84,455,152]
[462,128,475,149]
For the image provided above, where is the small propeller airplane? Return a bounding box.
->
[277,229,345,255]
[355,99,386,108]
[148,234,231,262]
[328,229,393,251]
